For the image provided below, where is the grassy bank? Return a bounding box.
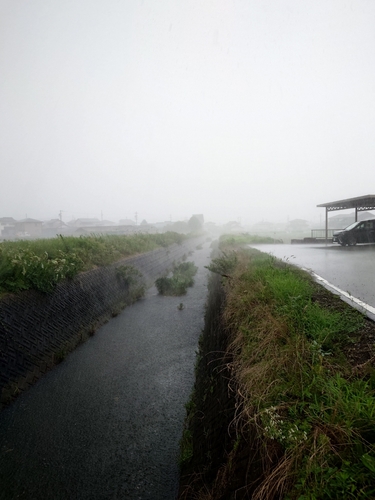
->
[181,245,375,499]
[0,232,185,294]
[219,233,283,245]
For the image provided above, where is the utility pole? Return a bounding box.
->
[134,212,138,225]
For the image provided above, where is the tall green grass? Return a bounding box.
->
[219,233,283,245]
[0,232,185,294]
[208,248,375,499]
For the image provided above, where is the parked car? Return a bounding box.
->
[333,219,375,246]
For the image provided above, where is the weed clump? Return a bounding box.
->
[155,261,198,296]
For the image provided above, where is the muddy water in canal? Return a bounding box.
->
[0,243,212,500]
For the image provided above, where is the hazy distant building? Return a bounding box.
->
[118,219,136,226]
[328,211,375,229]
[223,220,242,233]
[0,217,17,239]
[15,218,43,238]
[152,221,172,230]
[204,221,220,236]
[96,220,115,226]
[67,218,101,227]
[42,219,69,237]
[192,214,204,225]
[250,221,279,233]
[286,219,310,232]
[0,217,16,225]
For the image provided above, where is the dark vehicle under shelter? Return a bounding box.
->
[333,219,375,246]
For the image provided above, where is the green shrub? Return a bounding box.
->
[155,261,198,296]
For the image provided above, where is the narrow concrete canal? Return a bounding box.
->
[0,243,212,500]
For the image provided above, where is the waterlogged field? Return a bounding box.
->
[0,232,185,294]
[183,244,375,499]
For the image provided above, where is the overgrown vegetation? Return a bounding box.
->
[115,265,145,302]
[180,393,197,466]
[155,261,198,296]
[186,247,375,499]
[0,232,185,294]
[219,233,283,245]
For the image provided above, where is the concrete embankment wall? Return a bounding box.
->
[0,238,202,408]
[179,271,257,499]
[179,272,237,497]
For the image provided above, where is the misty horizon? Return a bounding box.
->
[1,1,375,226]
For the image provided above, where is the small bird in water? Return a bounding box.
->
[177,303,184,310]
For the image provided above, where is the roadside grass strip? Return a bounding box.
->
[210,248,375,499]
[219,233,282,245]
[306,270,375,322]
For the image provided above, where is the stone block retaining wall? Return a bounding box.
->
[0,238,202,408]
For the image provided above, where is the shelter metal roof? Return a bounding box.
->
[317,195,375,212]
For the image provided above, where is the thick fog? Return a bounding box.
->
[1,0,374,225]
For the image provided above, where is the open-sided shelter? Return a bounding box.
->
[317,195,375,241]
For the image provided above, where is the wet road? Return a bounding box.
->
[251,243,375,309]
[0,243,212,500]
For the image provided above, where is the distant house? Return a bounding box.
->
[43,219,68,230]
[118,219,136,226]
[204,221,220,236]
[42,219,69,237]
[74,223,157,236]
[328,211,375,229]
[75,226,118,236]
[152,221,172,230]
[67,218,101,227]
[223,220,243,233]
[96,220,115,226]
[169,220,189,233]
[15,218,43,238]
[286,219,310,232]
[0,217,17,225]
[192,214,204,225]
[250,221,279,233]
[0,217,17,239]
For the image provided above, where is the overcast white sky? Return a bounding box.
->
[1,0,375,225]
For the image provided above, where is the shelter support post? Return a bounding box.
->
[325,207,328,244]
[355,207,358,222]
